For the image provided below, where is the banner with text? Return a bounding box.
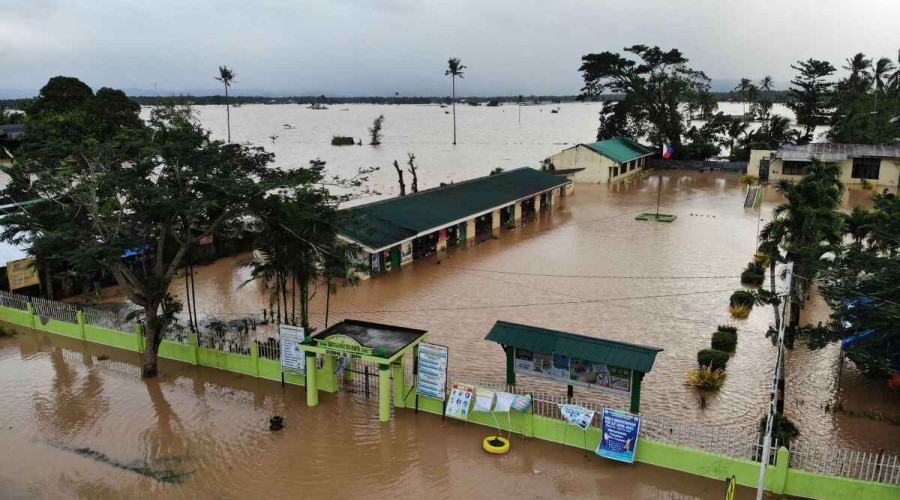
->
[279,324,306,374]
[514,348,632,396]
[416,342,448,401]
[596,408,642,464]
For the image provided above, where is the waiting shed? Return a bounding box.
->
[485,321,663,413]
[304,319,429,421]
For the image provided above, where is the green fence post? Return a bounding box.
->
[26,302,35,329]
[770,446,790,495]
[251,341,260,377]
[76,310,86,340]
[306,351,319,407]
[378,363,391,422]
[188,331,199,365]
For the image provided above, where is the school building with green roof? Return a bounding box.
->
[338,167,572,276]
[544,137,655,184]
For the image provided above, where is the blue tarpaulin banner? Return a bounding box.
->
[596,408,642,463]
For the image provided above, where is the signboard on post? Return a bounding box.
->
[416,342,448,400]
[280,324,306,374]
[514,348,632,397]
[7,257,39,290]
[558,404,595,430]
[596,408,642,463]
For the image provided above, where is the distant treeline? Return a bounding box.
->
[0,91,790,109]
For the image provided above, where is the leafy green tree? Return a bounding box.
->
[369,114,385,145]
[758,159,845,312]
[446,58,466,145]
[787,59,836,143]
[0,106,25,125]
[829,52,900,145]
[216,66,236,143]
[805,191,900,378]
[26,76,93,115]
[578,45,710,157]
[1,97,301,377]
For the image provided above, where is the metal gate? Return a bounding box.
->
[337,359,388,401]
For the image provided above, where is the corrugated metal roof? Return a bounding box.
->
[776,143,900,161]
[340,168,570,251]
[484,321,662,373]
[583,137,655,164]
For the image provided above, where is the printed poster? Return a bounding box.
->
[596,408,642,464]
[510,394,532,413]
[558,404,595,430]
[494,392,517,413]
[514,348,632,397]
[445,383,475,420]
[7,257,38,290]
[473,388,495,412]
[416,342,449,401]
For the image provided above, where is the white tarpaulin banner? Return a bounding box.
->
[558,404,595,430]
[494,392,516,413]
[280,324,306,374]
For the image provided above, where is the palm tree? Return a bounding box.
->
[215,66,236,142]
[758,76,774,119]
[445,58,466,145]
[732,78,755,116]
[887,50,900,93]
[873,57,896,92]
[843,206,872,244]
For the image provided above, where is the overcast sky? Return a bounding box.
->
[1,0,898,97]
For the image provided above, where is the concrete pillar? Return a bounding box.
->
[505,346,516,385]
[436,229,448,251]
[391,361,405,409]
[629,371,644,414]
[378,363,391,422]
[513,201,522,223]
[76,310,86,340]
[551,188,560,206]
[466,218,476,246]
[491,209,500,229]
[188,331,199,365]
[306,351,318,407]
[251,342,260,376]
[319,354,338,393]
[533,195,541,218]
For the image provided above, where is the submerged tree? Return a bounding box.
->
[392,159,406,196]
[215,65,236,142]
[2,80,302,377]
[577,45,710,157]
[369,114,385,145]
[446,58,466,145]
[407,153,419,193]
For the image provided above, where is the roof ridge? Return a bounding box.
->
[494,320,662,353]
[346,167,531,211]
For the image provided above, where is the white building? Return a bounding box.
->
[544,137,655,184]
[748,144,900,188]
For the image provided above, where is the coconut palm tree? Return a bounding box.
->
[732,78,755,117]
[873,57,896,92]
[215,66,236,142]
[445,58,466,145]
[757,76,775,119]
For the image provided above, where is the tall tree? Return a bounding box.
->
[732,78,757,117]
[873,57,896,92]
[445,58,466,145]
[215,66,236,143]
[787,59,836,143]
[2,96,300,377]
[757,76,775,120]
[830,52,900,145]
[392,160,406,196]
[578,45,710,157]
[406,153,419,193]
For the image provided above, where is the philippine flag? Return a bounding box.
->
[662,143,673,159]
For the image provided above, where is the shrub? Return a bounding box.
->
[331,136,355,146]
[729,303,752,319]
[730,290,755,307]
[759,413,800,448]
[712,331,738,351]
[740,261,765,286]
[697,349,729,370]
[717,324,738,334]
[685,365,726,390]
[739,174,760,186]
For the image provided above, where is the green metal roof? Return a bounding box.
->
[341,168,570,251]
[582,137,655,164]
[485,320,663,373]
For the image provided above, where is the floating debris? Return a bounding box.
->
[46,441,191,484]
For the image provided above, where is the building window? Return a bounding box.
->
[782,161,808,176]
[851,157,881,180]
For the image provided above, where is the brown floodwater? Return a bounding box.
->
[70,170,899,452]
[0,328,758,499]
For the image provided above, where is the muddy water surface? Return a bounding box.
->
[0,329,755,499]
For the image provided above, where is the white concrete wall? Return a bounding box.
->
[546,145,615,183]
[761,154,900,188]
[747,149,774,177]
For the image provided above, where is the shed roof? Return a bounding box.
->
[776,143,900,161]
[341,168,570,251]
[582,137,655,164]
[485,320,662,373]
[311,319,427,359]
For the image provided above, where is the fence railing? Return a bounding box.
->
[31,296,78,323]
[0,290,29,310]
[82,306,136,333]
[790,443,900,484]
